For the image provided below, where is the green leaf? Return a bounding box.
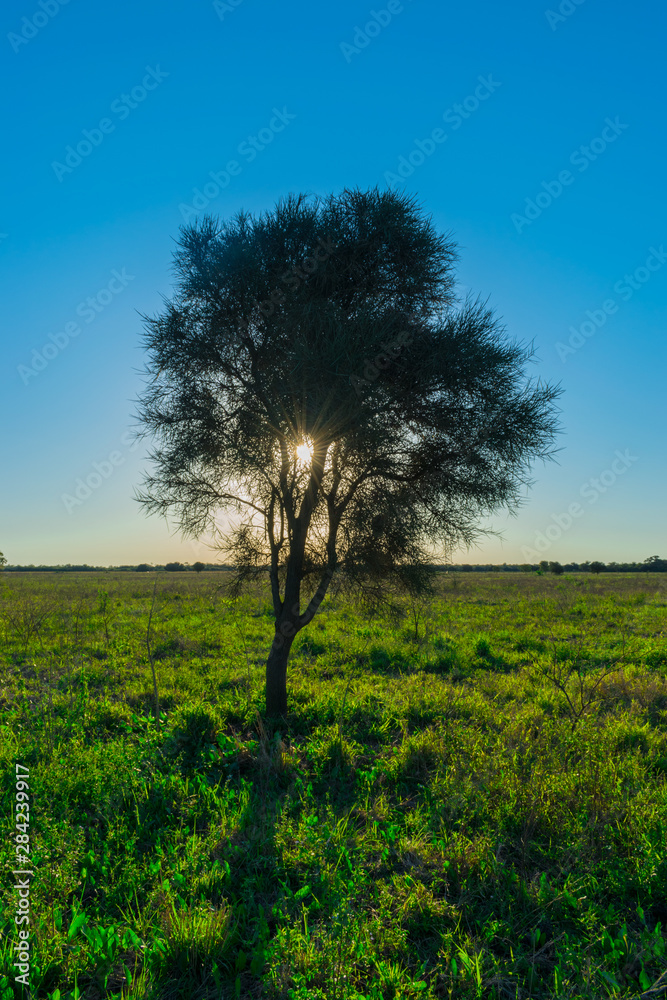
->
[600,970,620,990]
[250,952,265,975]
[457,948,473,972]
[67,913,87,940]
[122,928,141,949]
[211,962,222,989]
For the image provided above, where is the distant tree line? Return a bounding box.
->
[2,557,665,573]
[1,562,233,572]
[439,557,667,573]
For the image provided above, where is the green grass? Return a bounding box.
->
[1,570,666,999]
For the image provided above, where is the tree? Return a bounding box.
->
[165,562,186,572]
[549,561,564,575]
[136,188,561,717]
[193,561,206,573]
[538,560,550,574]
[0,552,6,571]
[644,555,667,572]
[589,561,605,575]
[136,563,154,572]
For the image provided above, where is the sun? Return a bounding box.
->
[296,441,313,465]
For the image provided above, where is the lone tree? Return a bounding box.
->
[136,188,561,717]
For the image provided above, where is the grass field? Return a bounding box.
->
[1,570,666,1000]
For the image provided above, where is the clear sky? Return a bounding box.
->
[1,0,665,566]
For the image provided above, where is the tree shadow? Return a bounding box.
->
[138,712,297,999]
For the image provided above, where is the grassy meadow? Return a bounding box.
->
[1,569,666,1000]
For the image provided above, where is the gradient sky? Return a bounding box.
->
[1,0,665,566]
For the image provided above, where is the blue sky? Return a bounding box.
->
[1,0,665,566]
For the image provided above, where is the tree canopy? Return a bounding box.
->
[135,187,561,715]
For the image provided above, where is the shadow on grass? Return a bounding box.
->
[119,711,297,999]
[360,644,415,676]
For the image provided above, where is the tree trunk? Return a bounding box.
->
[265,629,295,718]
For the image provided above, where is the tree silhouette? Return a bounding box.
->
[589,561,605,575]
[136,188,561,716]
[644,555,667,572]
